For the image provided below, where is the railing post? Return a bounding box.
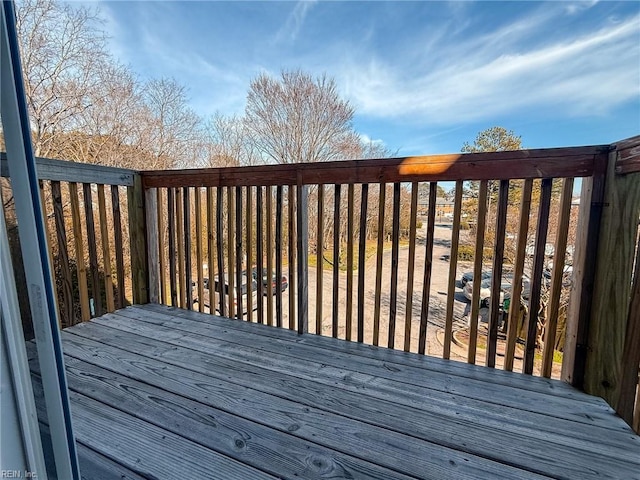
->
[145,187,160,304]
[570,139,640,412]
[127,174,149,305]
[296,180,309,335]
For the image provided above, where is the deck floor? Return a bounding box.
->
[30,304,640,479]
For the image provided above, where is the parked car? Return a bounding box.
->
[248,268,288,295]
[460,270,492,287]
[193,274,258,315]
[464,274,531,304]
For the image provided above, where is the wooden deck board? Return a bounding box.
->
[36,305,640,479]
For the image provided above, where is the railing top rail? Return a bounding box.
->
[140,144,609,188]
[0,152,136,186]
[613,135,640,175]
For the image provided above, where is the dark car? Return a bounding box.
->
[193,274,258,315]
[248,268,288,295]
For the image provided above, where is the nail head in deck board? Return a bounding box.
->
[50,181,74,326]
[373,183,386,346]
[419,182,437,355]
[332,184,341,338]
[486,179,509,368]
[357,183,369,343]
[404,182,418,352]
[388,183,401,349]
[68,182,90,321]
[504,179,533,372]
[62,310,640,479]
[468,180,488,364]
[443,180,463,359]
[127,175,148,305]
[316,184,324,335]
[110,185,126,310]
[524,178,553,375]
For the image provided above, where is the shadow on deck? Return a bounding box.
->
[30,305,640,479]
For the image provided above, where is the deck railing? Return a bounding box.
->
[2,136,638,433]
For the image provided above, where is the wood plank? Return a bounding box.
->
[83,183,103,316]
[195,187,204,313]
[486,180,509,368]
[332,184,341,338]
[183,187,193,311]
[216,187,226,317]
[50,181,74,327]
[443,180,463,359]
[246,186,253,322]
[140,146,605,189]
[373,183,385,346]
[388,183,401,349]
[524,178,553,375]
[31,376,275,480]
[275,186,283,327]
[98,185,115,313]
[419,182,437,355]
[265,186,273,324]
[126,175,148,305]
[1,152,135,186]
[255,187,264,323]
[316,184,324,335]
[157,188,167,304]
[346,183,355,341]
[72,315,640,478]
[38,180,58,323]
[144,187,159,305]
[235,186,243,320]
[110,186,126,310]
[167,188,178,307]
[50,354,413,480]
[617,228,640,426]
[562,157,607,387]
[505,179,534,371]
[542,178,574,377]
[288,185,296,331]
[614,135,640,175]
[468,180,488,363]
[62,323,562,480]
[296,182,308,335]
[69,182,90,321]
[175,189,185,308]
[207,187,216,314]
[357,183,368,343]
[403,183,418,352]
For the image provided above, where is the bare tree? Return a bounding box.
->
[245,70,360,164]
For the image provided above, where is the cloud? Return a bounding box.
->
[359,133,385,146]
[339,11,639,126]
[274,0,318,44]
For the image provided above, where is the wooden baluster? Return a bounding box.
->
[256,186,264,323]
[216,187,226,317]
[144,187,159,305]
[288,185,296,331]
[388,183,401,349]
[468,180,488,364]
[357,184,368,343]
[50,181,74,326]
[346,183,355,341]
[403,182,418,352]
[176,188,186,308]
[504,179,533,371]
[443,180,463,360]
[275,186,283,327]
[246,186,253,322]
[316,184,324,335]
[207,187,216,315]
[69,182,90,321]
[332,184,341,338]
[227,187,236,319]
[235,186,244,320]
[195,187,204,313]
[157,188,167,305]
[418,182,437,355]
[373,183,385,346]
[266,186,273,325]
[111,185,126,310]
[296,182,309,335]
[83,183,102,316]
[168,188,178,307]
[184,187,193,310]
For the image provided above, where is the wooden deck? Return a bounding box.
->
[30,304,640,479]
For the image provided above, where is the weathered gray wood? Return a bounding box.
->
[97,184,116,312]
[316,184,324,335]
[246,186,253,321]
[255,187,264,323]
[167,188,178,307]
[83,183,103,316]
[127,175,148,305]
[67,315,640,479]
[332,184,341,338]
[235,186,243,319]
[53,340,409,480]
[69,182,91,321]
[216,187,226,316]
[50,181,74,326]
[346,184,355,341]
[419,182,437,355]
[403,183,418,352]
[388,183,401,349]
[1,152,135,186]
[296,183,308,335]
[157,188,167,305]
[275,186,283,327]
[195,187,204,313]
[288,184,296,331]
[183,187,193,311]
[110,185,126,309]
[265,187,273,324]
[62,323,565,480]
[144,187,159,304]
[357,184,368,343]
[373,183,385,346]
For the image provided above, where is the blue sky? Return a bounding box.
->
[94,0,639,155]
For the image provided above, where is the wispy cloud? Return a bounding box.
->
[339,10,639,126]
[274,0,318,44]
